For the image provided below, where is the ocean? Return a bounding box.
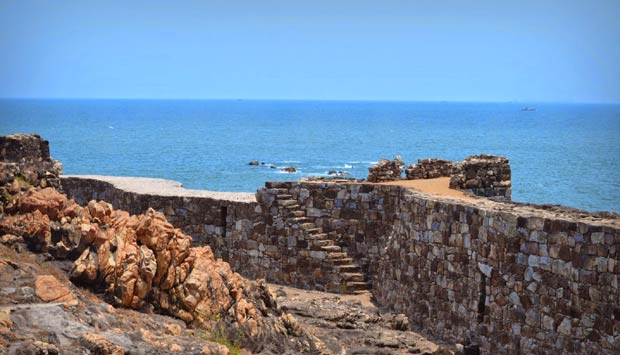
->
[1,99,619,212]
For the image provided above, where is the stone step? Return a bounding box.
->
[300,222,316,229]
[287,217,311,224]
[306,233,328,240]
[342,273,365,282]
[305,228,322,234]
[321,245,342,252]
[278,199,298,207]
[353,290,371,295]
[276,194,293,200]
[284,204,301,210]
[336,264,360,272]
[290,210,305,217]
[331,257,354,265]
[327,252,347,259]
[312,239,334,248]
[271,188,290,194]
[345,281,370,291]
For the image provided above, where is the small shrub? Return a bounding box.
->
[15,175,33,189]
[196,326,243,355]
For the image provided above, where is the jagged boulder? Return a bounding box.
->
[0,187,318,353]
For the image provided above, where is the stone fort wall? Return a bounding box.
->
[6,134,618,353]
[61,175,620,354]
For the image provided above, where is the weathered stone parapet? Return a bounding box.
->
[0,134,63,190]
[61,175,257,261]
[449,154,511,201]
[367,156,404,182]
[254,179,620,354]
[371,186,619,354]
[405,158,454,179]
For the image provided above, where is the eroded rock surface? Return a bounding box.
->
[0,247,233,354]
[0,187,320,354]
[272,284,452,355]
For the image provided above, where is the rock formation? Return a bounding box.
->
[367,156,404,182]
[0,187,320,354]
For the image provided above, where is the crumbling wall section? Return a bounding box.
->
[450,155,511,201]
[405,158,454,180]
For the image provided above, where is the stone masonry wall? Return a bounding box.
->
[405,158,454,180]
[367,157,404,182]
[61,176,620,354]
[250,180,620,354]
[61,176,257,261]
[373,188,619,354]
[450,155,511,201]
[0,134,63,191]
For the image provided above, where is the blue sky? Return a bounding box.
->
[1,1,619,102]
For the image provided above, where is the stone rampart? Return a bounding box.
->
[60,177,619,354]
[61,175,257,261]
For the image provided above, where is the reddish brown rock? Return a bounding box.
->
[80,333,125,355]
[34,274,77,304]
[1,187,316,353]
[14,188,67,219]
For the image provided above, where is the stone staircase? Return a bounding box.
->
[273,190,370,294]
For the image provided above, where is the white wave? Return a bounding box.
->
[276,170,301,174]
[108,126,114,129]
[346,161,379,165]
[343,164,353,169]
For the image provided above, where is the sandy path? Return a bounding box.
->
[380,177,478,202]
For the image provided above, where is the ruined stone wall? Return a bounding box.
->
[450,155,511,201]
[61,176,257,261]
[405,158,454,180]
[61,176,620,354]
[367,157,404,182]
[279,181,396,276]
[249,180,620,354]
[373,188,619,354]
[0,134,63,190]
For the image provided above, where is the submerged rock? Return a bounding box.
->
[281,167,297,173]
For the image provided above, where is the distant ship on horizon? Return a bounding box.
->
[521,106,536,111]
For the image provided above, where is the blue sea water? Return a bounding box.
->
[1,99,619,212]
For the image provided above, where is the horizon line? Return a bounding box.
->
[0,97,619,105]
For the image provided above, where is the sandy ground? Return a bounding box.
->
[380,177,478,202]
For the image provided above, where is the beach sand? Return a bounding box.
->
[380,177,478,202]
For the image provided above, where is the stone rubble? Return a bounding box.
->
[367,156,404,182]
[405,158,454,180]
[449,155,511,201]
[0,134,63,192]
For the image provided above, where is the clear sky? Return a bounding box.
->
[1,0,619,102]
